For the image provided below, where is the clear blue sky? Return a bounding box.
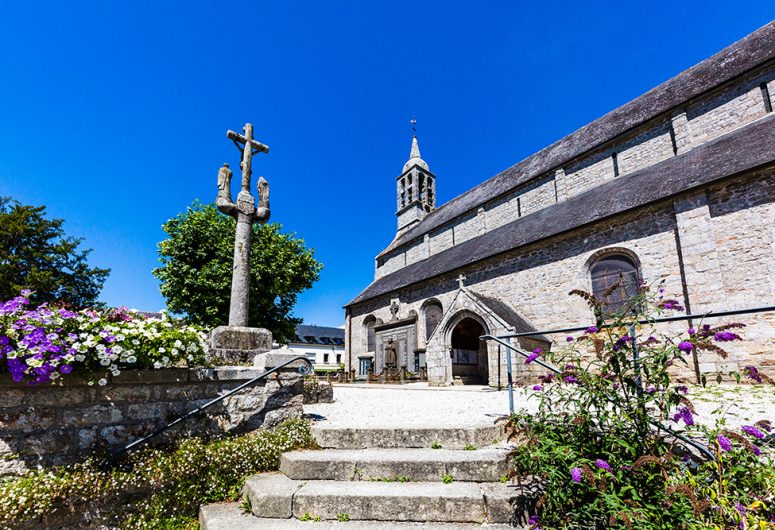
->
[0,2,772,327]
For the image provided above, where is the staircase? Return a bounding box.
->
[199,423,529,528]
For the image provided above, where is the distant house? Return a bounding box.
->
[272,325,346,373]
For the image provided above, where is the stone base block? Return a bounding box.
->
[208,326,272,365]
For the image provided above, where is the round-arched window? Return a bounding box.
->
[424,302,443,341]
[590,254,640,317]
[364,316,377,352]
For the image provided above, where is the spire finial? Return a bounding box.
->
[410,116,417,137]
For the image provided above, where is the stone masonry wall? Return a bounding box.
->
[0,366,303,476]
[375,63,775,280]
[349,168,775,384]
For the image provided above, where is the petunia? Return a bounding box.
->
[60,364,73,374]
[570,467,582,483]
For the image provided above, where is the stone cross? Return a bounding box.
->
[457,274,466,289]
[216,123,272,327]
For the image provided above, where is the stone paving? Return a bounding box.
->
[304,382,775,430]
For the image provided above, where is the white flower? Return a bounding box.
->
[162,356,169,364]
[113,345,123,354]
[171,348,179,355]
[153,361,162,369]
[98,378,107,386]
[158,347,166,353]
[116,334,126,341]
[75,354,85,362]
[100,359,111,366]
[132,339,140,345]
[127,356,137,363]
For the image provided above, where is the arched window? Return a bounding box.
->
[590,254,640,317]
[364,316,377,352]
[424,302,443,341]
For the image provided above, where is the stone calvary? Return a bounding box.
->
[208,123,274,364]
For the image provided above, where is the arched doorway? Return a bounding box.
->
[450,317,488,384]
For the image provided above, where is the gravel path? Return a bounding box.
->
[304,383,774,430]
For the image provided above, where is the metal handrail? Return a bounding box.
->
[102,355,314,470]
[481,335,717,461]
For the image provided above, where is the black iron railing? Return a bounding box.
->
[103,355,314,471]
[481,305,775,462]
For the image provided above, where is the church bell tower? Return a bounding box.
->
[396,128,436,234]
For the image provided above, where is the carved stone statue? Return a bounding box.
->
[216,163,233,204]
[384,338,397,369]
[256,176,270,223]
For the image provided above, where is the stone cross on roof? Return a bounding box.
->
[457,274,466,289]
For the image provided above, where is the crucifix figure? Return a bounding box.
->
[216,123,272,327]
[457,274,466,289]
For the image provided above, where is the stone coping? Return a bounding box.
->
[0,366,291,388]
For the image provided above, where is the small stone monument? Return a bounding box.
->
[208,123,274,364]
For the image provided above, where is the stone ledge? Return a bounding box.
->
[0,366,292,388]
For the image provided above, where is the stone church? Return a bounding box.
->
[344,22,775,386]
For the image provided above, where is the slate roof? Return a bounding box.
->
[348,113,775,307]
[469,291,550,343]
[293,324,345,346]
[376,21,775,260]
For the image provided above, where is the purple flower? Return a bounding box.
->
[595,459,612,472]
[687,328,696,335]
[585,326,598,334]
[743,365,762,384]
[645,386,656,394]
[564,375,578,384]
[525,351,540,364]
[532,385,543,391]
[672,407,694,426]
[565,336,574,342]
[752,446,761,456]
[570,467,582,483]
[538,373,554,384]
[678,341,694,353]
[742,425,765,439]
[714,331,741,342]
[717,435,732,452]
[60,364,73,374]
[676,385,688,394]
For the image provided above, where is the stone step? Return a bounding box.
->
[280,447,511,482]
[311,424,504,449]
[200,502,520,529]
[241,473,523,524]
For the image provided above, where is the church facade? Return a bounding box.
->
[344,22,775,386]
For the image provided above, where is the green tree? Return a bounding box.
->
[0,196,109,307]
[153,201,322,343]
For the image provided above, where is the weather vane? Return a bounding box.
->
[410,116,417,135]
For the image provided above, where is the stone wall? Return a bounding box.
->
[0,365,304,476]
[374,63,775,279]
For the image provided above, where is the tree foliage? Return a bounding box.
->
[153,201,322,343]
[0,196,109,307]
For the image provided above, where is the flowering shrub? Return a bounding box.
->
[509,282,774,529]
[0,418,316,530]
[0,290,208,385]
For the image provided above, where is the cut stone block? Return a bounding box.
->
[241,473,303,518]
[280,447,510,482]
[200,502,520,529]
[292,480,486,522]
[311,424,504,449]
